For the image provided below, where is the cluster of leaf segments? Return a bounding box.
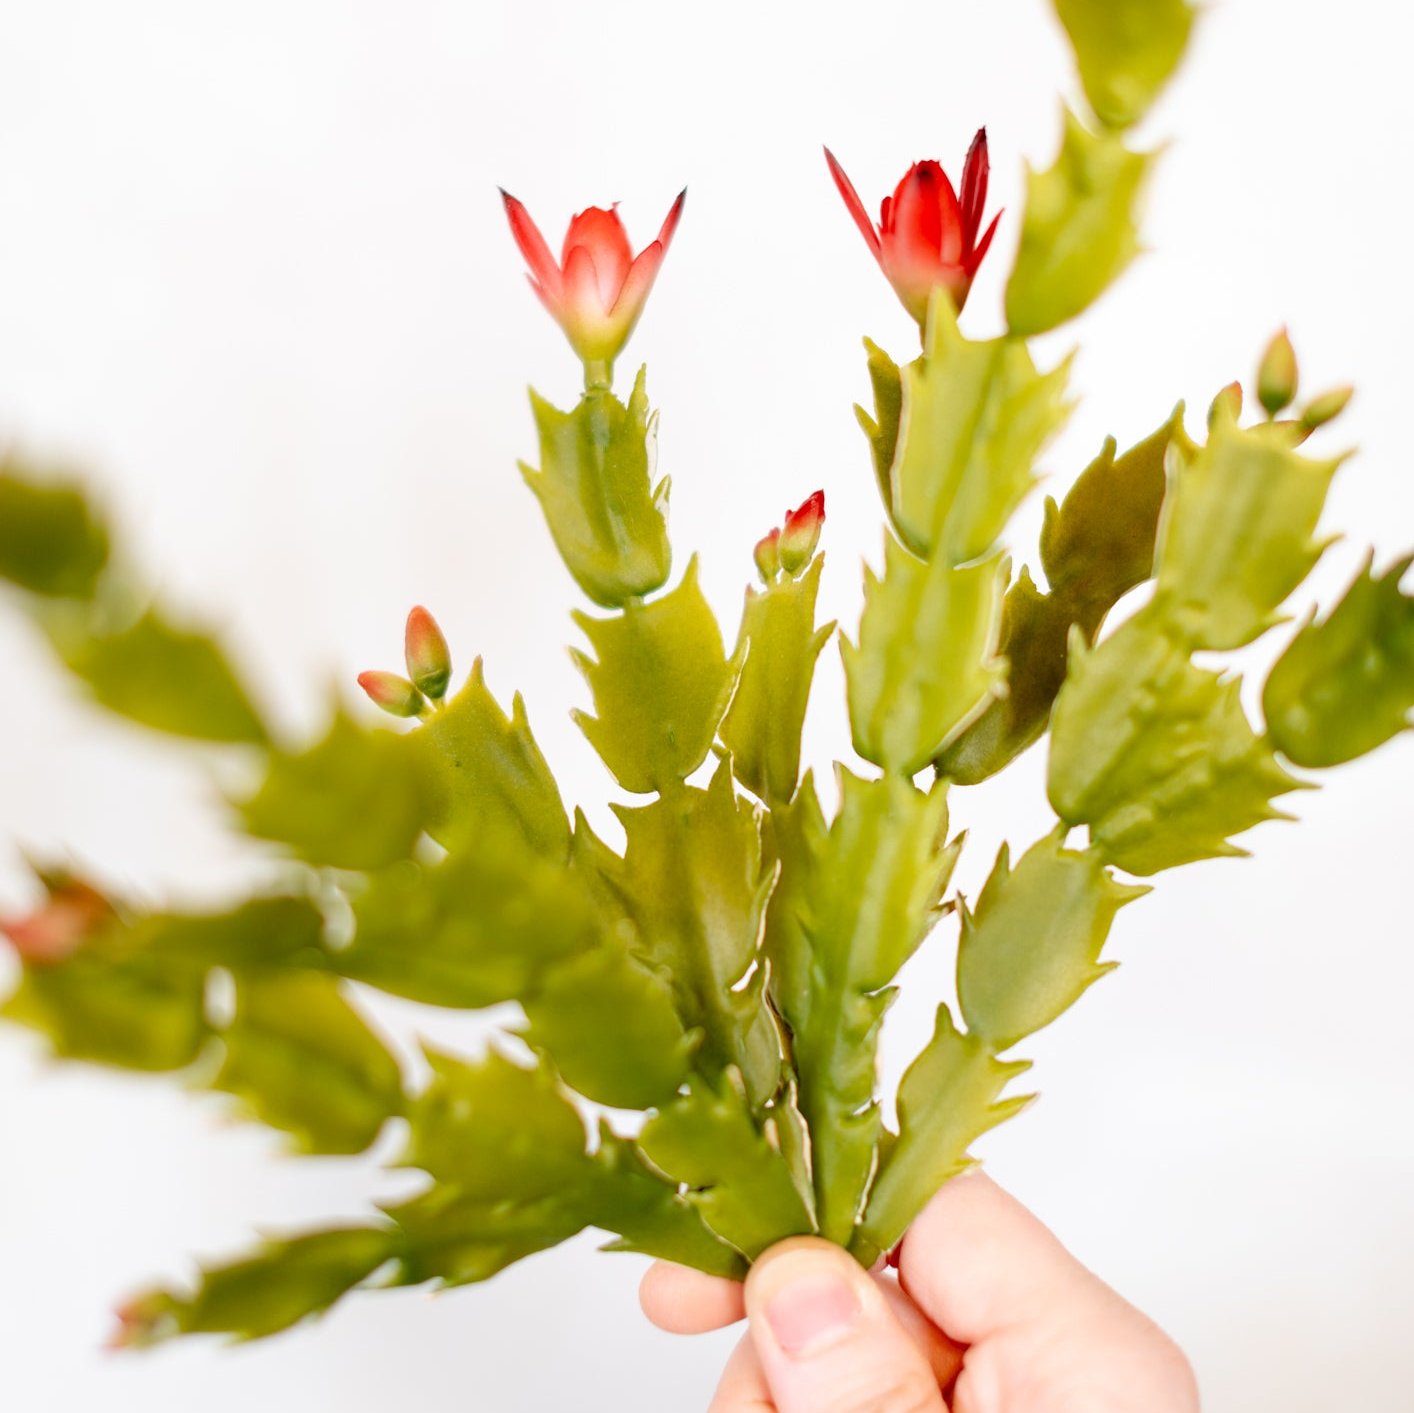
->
[1,0,1411,1345]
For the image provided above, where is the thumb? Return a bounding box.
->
[743,1237,946,1413]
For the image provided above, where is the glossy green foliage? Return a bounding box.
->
[889,296,1073,563]
[0,465,110,597]
[939,411,1181,783]
[573,557,734,793]
[242,713,430,871]
[1152,412,1342,650]
[639,1074,815,1258]
[1054,0,1196,129]
[520,369,671,608]
[1006,111,1153,336]
[1049,614,1304,874]
[790,772,957,1243]
[609,761,778,1106]
[844,537,1006,775]
[1264,552,1414,766]
[854,1006,1030,1263]
[957,835,1146,1051]
[213,972,404,1154]
[414,659,569,856]
[720,556,833,803]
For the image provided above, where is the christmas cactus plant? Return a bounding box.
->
[1,0,1410,1352]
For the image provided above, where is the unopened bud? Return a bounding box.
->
[1207,380,1243,427]
[778,490,826,576]
[1257,328,1299,416]
[357,670,425,719]
[404,606,451,700]
[753,528,781,583]
[1300,385,1354,432]
[0,875,113,965]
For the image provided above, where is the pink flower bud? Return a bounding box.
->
[501,188,686,373]
[357,670,426,719]
[753,528,782,584]
[778,491,826,576]
[404,605,451,700]
[0,876,114,965]
[1257,327,1299,416]
[825,130,1001,324]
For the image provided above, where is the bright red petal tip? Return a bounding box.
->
[501,190,562,294]
[824,147,883,259]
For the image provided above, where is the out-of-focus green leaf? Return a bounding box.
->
[521,944,694,1110]
[639,1075,814,1258]
[60,609,267,744]
[956,834,1147,1052]
[1048,614,1304,874]
[843,537,1006,776]
[521,368,671,608]
[891,295,1073,562]
[139,897,327,969]
[1053,0,1196,130]
[1264,551,1414,766]
[0,466,110,598]
[413,660,569,858]
[1006,111,1153,336]
[792,771,957,1244]
[114,1226,400,1346]
[1152,412,1342,650]
[213,972,404,1154]
[573,557,734,793]
[854,1006,1030,1263]
[242,714,430,871]
[610,761,779,1106]
[341,845,594,1008]
[720,557,833,803]
[855,338,903,513]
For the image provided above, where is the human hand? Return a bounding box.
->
[639,1171,1200,1412]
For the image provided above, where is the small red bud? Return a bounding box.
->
[753,528,781,583]
[778,490,826,576]
[1257,328,1299,416]
[404,606,452,700]
[357,670,426,719]
[0,876,113,965]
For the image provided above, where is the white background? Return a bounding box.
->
[1,1,1411,1409]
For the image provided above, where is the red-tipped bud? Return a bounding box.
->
[1257,328,1299,416]
[1300,385,1354,432]
[753,528,782,584]
[0,876,114,965]
[1208,380,1244,427]
[357,670,426,719]
[825,131,1001,323]
[107,1291,176,1351]
[778,491,826,576]
[404,606,451,700]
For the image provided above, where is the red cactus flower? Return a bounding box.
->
[501,188,686,373]
[0,877,114,965]
[824,130,1000,323]
[778,490,826,576]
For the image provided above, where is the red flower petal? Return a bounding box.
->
[562,241,606,316]
[656,187,687,253]
[609,240,666,324]
[501,190,562,295]
[562,205,633,307]
[960,128,990,252]
[963,209,1002,277]
[824,147,882,259]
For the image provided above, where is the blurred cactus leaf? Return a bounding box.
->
[242,713,430,871]
[572,556,734,793]
[1006,112,1153,336]
[891,295,1073,562]
[843,537,1006,775]
[638,1074,815,1258]
[854,1006,1030,1262]
[956,834,1147,1052]
[1048,615,1305,874]
[61,609,267,744]
[1053,0,1196,130]
[212,972,404,1154]
[138,896,327,969]
[113,1226,400,1346]
[413,659,569,857]
[720,556,834,803]
[341,845,595,1008]
[855,338,904,512]
[792,771,957,1244]
[520,944,694,1110]
[1263,551,1414,766]
[1152,413,1342,650]
[520,368,671,608]
[610,760,778,1106]
[0,466,110,598]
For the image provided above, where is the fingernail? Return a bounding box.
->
[758,1255,862,1356]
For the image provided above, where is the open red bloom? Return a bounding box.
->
[501,189,686,371]
[824,131,1000,323]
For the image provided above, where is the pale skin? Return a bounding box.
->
[639,1172,1201,1413]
